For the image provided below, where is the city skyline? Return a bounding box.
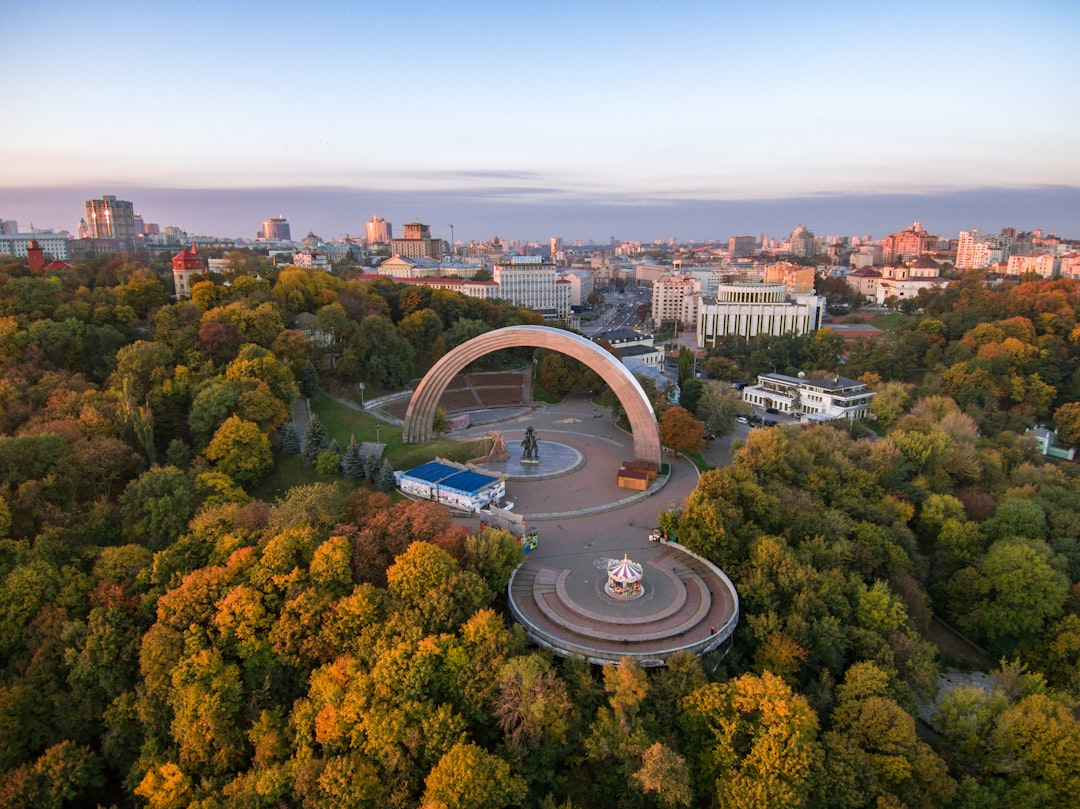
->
[2,183,1077,246]
[3,0,1079,241]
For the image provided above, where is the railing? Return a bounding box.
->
[506,541,740,667]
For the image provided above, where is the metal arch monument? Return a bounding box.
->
[403,325,662,467]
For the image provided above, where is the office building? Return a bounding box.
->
[493,256,569,319]
[728,234,756,258]
[84,195,138,239]
[0,230,70,261]
[259,215,291,241]
[365,216,392,245]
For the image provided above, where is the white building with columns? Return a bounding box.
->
[696,283,825,347]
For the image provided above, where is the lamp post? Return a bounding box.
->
[375,423,381,445]
[358,381,365,408]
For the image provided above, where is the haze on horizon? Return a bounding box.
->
[3,0,1079,242]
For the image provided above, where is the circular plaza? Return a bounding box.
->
[454,396,740,667]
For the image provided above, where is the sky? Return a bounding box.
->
[2,0,1079,243]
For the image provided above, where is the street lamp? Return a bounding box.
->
[375,423,381,445]
[358,381,365,408]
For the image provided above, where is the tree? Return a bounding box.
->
[278,421,301,456]
[342,436,365,479]
[300,361,319,399]
[659,406,706,456]
[120,465,195,550]
[677,347,695,384]
[302,414,329,466]
[976,540,1069,650]
[539,353,576,397]
[680,672,823,809]
[633,742,694,808]
[493,654,572,751]
[203,415,273,485]
[377,460,395,492]
[421,742,526,809]
[694,381,751,436]
[870,381,912,429]
[1053,401,1080,447]
[315,448,342,476]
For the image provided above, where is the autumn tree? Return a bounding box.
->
[1053,401,1080,447]
[680,672,823,809]
[659,406,706,456]
[203,415,273,485]
[421,742,526,809]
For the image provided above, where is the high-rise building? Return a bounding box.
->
[84,195,137,239]
[391,221,443,260]
[492,256,568,319]
[881,222,938,263]
[788,225,816,258]
[956,228,1010,270]
[728,235,756,258]
[259,215,291,241]
[365,215,392,245]
[0,220,17,234]
[652,275,700,330]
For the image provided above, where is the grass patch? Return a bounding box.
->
[252,454,321,502]
[310,394,472,470]
[686,452,710,472]
[865,312,916,331]
[532,387,563,404]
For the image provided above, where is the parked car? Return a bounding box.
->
[736,416,749,425]
[765,406,779,414]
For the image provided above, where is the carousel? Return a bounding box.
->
[605,555,645,600]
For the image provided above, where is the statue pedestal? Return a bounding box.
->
[519,458,540,465]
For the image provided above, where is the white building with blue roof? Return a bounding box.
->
[395,459,506,512]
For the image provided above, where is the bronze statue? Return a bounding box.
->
[520,426,539,462]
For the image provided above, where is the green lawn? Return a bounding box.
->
[865,312,917,331]
[252,395,474,502]
[310,394,472,469]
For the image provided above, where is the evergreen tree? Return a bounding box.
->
[302,414,329,466]
[329,438,341,454]
[300,361,320,399]
[279,422,301,456]
[364,451,380,482]
[343,436,366,480]
[377,460,396,492]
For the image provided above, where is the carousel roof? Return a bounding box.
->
[608,555,643,583]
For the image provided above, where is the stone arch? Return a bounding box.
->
[403,325,661,467]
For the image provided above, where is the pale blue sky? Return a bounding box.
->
[3,0,1079,240]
